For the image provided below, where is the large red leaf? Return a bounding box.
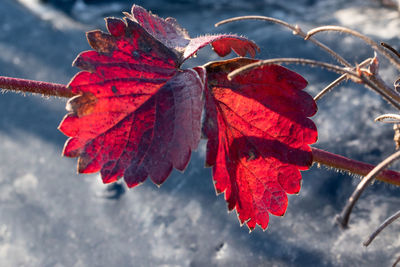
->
[202,58,318,230]
[59,5,258,187]
[58,5,319,231]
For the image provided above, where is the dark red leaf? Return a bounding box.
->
[59,17,203,187]
[127,5,190,53]
[185,35,259,60]
[59,5,257,188]
[202,58,318,230]
[59,5,319,231]
[128,4,259,61]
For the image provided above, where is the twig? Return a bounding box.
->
[394,255,400,267]
[217,18,400,109]
[357,73,400,111]
[227,58,357,80]
[366,72,400,108]
[304,28,400,109]
[336,150,400,228]
[314,75,347,101]
[215,16,351,67]
[362,66,400,110]
[381,42,400,59]
[0,76,73,98]
[228,58,400,110]
[375,114,400,123]
[314,58,373,101]
[306,26,400,70]
[364,209,400,246]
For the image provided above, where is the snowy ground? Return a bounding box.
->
[1,0,400,266]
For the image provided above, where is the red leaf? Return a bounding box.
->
[59,5,257,188]
[58,5,319,231]
[185,35,259,60]
[202,58,318,230]
[127,5,190,52]
[127,4,259,61]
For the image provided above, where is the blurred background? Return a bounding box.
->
[1,0,400,266]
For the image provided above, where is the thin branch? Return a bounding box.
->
[215,16,351,67]
[336,150,400,228]
[314,58,373,101]
[381,42,400,59]
[216,16,295,32]
[0,76,74,98]
[366,73,400,109]
[227,58,357,80]
[394,255,400,267]
[375,114,400,123]
[364,209,400,246]
[217,17,400,109]
[359,76,400,110]
[312,148,400,186]
[314,75,347,101]
[228,58,400,110]
[357,73,400,110]
[306,26,400,70]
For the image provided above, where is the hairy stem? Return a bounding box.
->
[358,73,400,110]
[314,58,372,101]
[336,150,400,228]
[367,73,400,106]
[0,76,74,98]
[306,26,400,70]
[312,147,400,186]
[215,16,351,67]
[227,58,357,80]
[314,74,347,101]
[228,58,400,110]
[2,76,400,188]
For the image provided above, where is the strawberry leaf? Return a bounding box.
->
[58,5,318,231]
[59,5,257,187]
[202,58,318,230]
[126,5,190,53]
[127,4,259,61]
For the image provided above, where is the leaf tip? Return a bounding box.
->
[86,30,116,54]
[105,17,126,37]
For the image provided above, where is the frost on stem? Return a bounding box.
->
[0,76,74,98]
[311,148,400,186]
[306,25,400,70]
[215,15,351,67]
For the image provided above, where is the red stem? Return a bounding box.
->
[0,76,74,98]
[1,76,400,186]
[312,147,400,186]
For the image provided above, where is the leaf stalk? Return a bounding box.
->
[0,76,74,98]
[311,147,400,186]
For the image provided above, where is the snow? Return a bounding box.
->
[0,0,400,266]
